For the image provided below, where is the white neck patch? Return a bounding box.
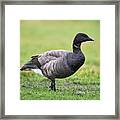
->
[74,44,79,48]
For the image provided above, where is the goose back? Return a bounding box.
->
[37,50,69,66]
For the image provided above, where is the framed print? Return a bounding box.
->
[0,0,120,119]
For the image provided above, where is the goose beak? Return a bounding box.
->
[89,38,94,41]
[86,38,94,41]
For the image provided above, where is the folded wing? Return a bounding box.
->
[37,50,69,66]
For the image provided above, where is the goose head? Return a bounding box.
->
[73,33,94,53]
[73,33,94,45]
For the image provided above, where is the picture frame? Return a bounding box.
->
[0,0,119,119]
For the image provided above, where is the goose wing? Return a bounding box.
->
[36,50,70,66]
[34,50,73,79]
[40,50,69,57]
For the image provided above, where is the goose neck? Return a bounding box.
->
[73,43,81,53]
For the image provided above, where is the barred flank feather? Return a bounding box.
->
[37,50,72,79]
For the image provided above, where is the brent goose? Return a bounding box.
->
[20,33,94,91]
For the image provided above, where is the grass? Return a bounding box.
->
[20,20,100,100]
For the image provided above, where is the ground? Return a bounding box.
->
[20,20,100,100]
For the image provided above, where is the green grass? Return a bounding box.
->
[20,20,100,100]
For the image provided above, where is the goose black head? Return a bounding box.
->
[73,33,94,45]
[73,33,94,53]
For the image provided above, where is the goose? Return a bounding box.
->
[20,33,94,91]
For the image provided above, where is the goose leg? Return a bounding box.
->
[50,79,56,91]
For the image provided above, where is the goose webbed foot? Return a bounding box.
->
[49,79,56,91]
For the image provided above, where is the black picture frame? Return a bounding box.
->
[0,0,119,119]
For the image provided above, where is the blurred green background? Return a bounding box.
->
[20,20,100,100]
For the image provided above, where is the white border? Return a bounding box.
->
[5,5,115,115]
